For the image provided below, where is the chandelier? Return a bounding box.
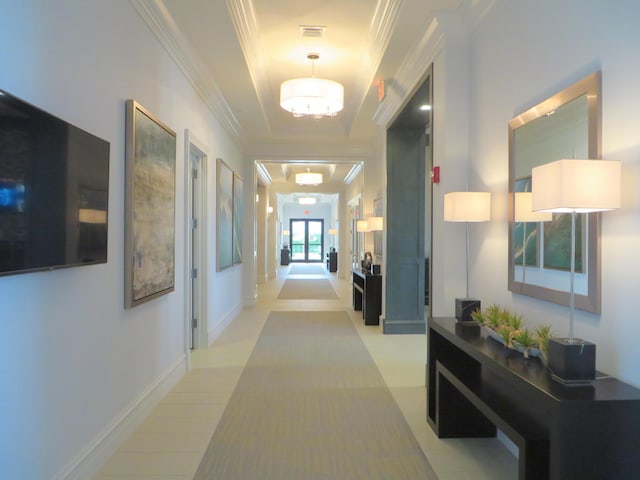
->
[280,53,344,118]
[298,197,316,205]
[295,168,323,186]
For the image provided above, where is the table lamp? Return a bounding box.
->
[532,159,621,383]
[444,191,491,322]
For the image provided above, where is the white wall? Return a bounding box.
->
[0,2,243,478]
[463,0,640,385]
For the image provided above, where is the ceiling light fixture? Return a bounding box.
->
[280,53,344,118]
[298,197,316,205]
[295,168,323,186]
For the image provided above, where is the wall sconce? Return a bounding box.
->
[444,191,491,322]
[328,228,338,235]
[267,206,274,214]
[532,158,621,384]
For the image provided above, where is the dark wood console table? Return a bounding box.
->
[326,251,337,272]
[427,316,640,480]
[352,270,382,325]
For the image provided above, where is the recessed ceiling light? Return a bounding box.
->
[420,104,432,111]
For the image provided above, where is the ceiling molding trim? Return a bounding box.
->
[373,12,465,127]
[343,0,402,134]
[130,0,242,138]
[462,0,499,31]
[225,0,273,135]
[255,161,272,185]
[369,0,403,66]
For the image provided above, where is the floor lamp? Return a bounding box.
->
[514,192,552,285]
[444,191,491,322]
[532,159,621,383]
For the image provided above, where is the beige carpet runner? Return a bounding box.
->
[277,278,338,299]
[193,311,438,480]
[289,263,326,275]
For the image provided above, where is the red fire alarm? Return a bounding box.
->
[431,166,440,183]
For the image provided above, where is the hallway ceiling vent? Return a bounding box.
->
[300,25,325,38]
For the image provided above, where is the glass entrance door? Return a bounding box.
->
[290,219,324,262]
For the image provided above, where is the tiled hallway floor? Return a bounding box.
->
[96,266,517,479]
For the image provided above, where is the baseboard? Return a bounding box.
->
[382,317,426,334]
[208,304,242,346]
[54,355,187,480]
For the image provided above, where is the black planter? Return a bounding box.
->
[548,337,596,384]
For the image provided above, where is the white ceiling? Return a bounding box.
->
[136,0,463,198]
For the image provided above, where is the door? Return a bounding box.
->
[186,132,208,350]
[290,219,324,262]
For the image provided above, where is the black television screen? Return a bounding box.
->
[0,88,110,276]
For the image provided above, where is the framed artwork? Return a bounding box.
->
[125,100,176,308]
[216,158,233,271]
[232,173,243,264]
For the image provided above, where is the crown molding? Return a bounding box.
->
[225,0,274,135]
[130,0,242,139]
[372,12,466,127]
[343,0,402,134]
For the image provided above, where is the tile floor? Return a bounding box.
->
[95,266,517,479]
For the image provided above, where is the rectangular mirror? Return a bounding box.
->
[508,72,601,312]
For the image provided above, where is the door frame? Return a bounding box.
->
[289,218,324,263]
[184,130,209,361]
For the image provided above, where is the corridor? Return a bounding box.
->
[96,266,517,479]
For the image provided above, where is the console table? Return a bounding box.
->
[427,316,640,480]
[280,248,290,266]
[352,270,382,325]
[326,251,337,272]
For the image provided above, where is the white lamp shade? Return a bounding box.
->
[298,196,316,205]
[280,77,344,117]
[514,192,552,222]
[444,192,491,222]
[532,159,621,213]
[295,171,323,186]
[79,208,107,224]
[356,220,369,232]
[367,216,384,231]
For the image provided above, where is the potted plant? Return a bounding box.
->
[513,328,537,359]
[535,324,553,366]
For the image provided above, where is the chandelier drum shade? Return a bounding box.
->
[295,168,323,186]
[280,53,344,118]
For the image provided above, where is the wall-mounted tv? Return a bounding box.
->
[0,88,110,276]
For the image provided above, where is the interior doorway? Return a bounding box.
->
[290,218,324,262]
[185,131,208,351]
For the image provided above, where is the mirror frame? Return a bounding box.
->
[508,71,601,313]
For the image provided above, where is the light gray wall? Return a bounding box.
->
[0,2,243,478]
[462,0,640,386]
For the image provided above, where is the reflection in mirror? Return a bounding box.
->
[508,72,601,312]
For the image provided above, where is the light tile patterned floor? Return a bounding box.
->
[96,266,517,479]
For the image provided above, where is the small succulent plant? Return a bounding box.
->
[513,328,537,358]
[535,324,553,356]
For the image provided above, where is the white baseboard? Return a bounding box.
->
[208,304,242,346]
[55,355,187,480]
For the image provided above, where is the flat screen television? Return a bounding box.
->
[0,88,110,276]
